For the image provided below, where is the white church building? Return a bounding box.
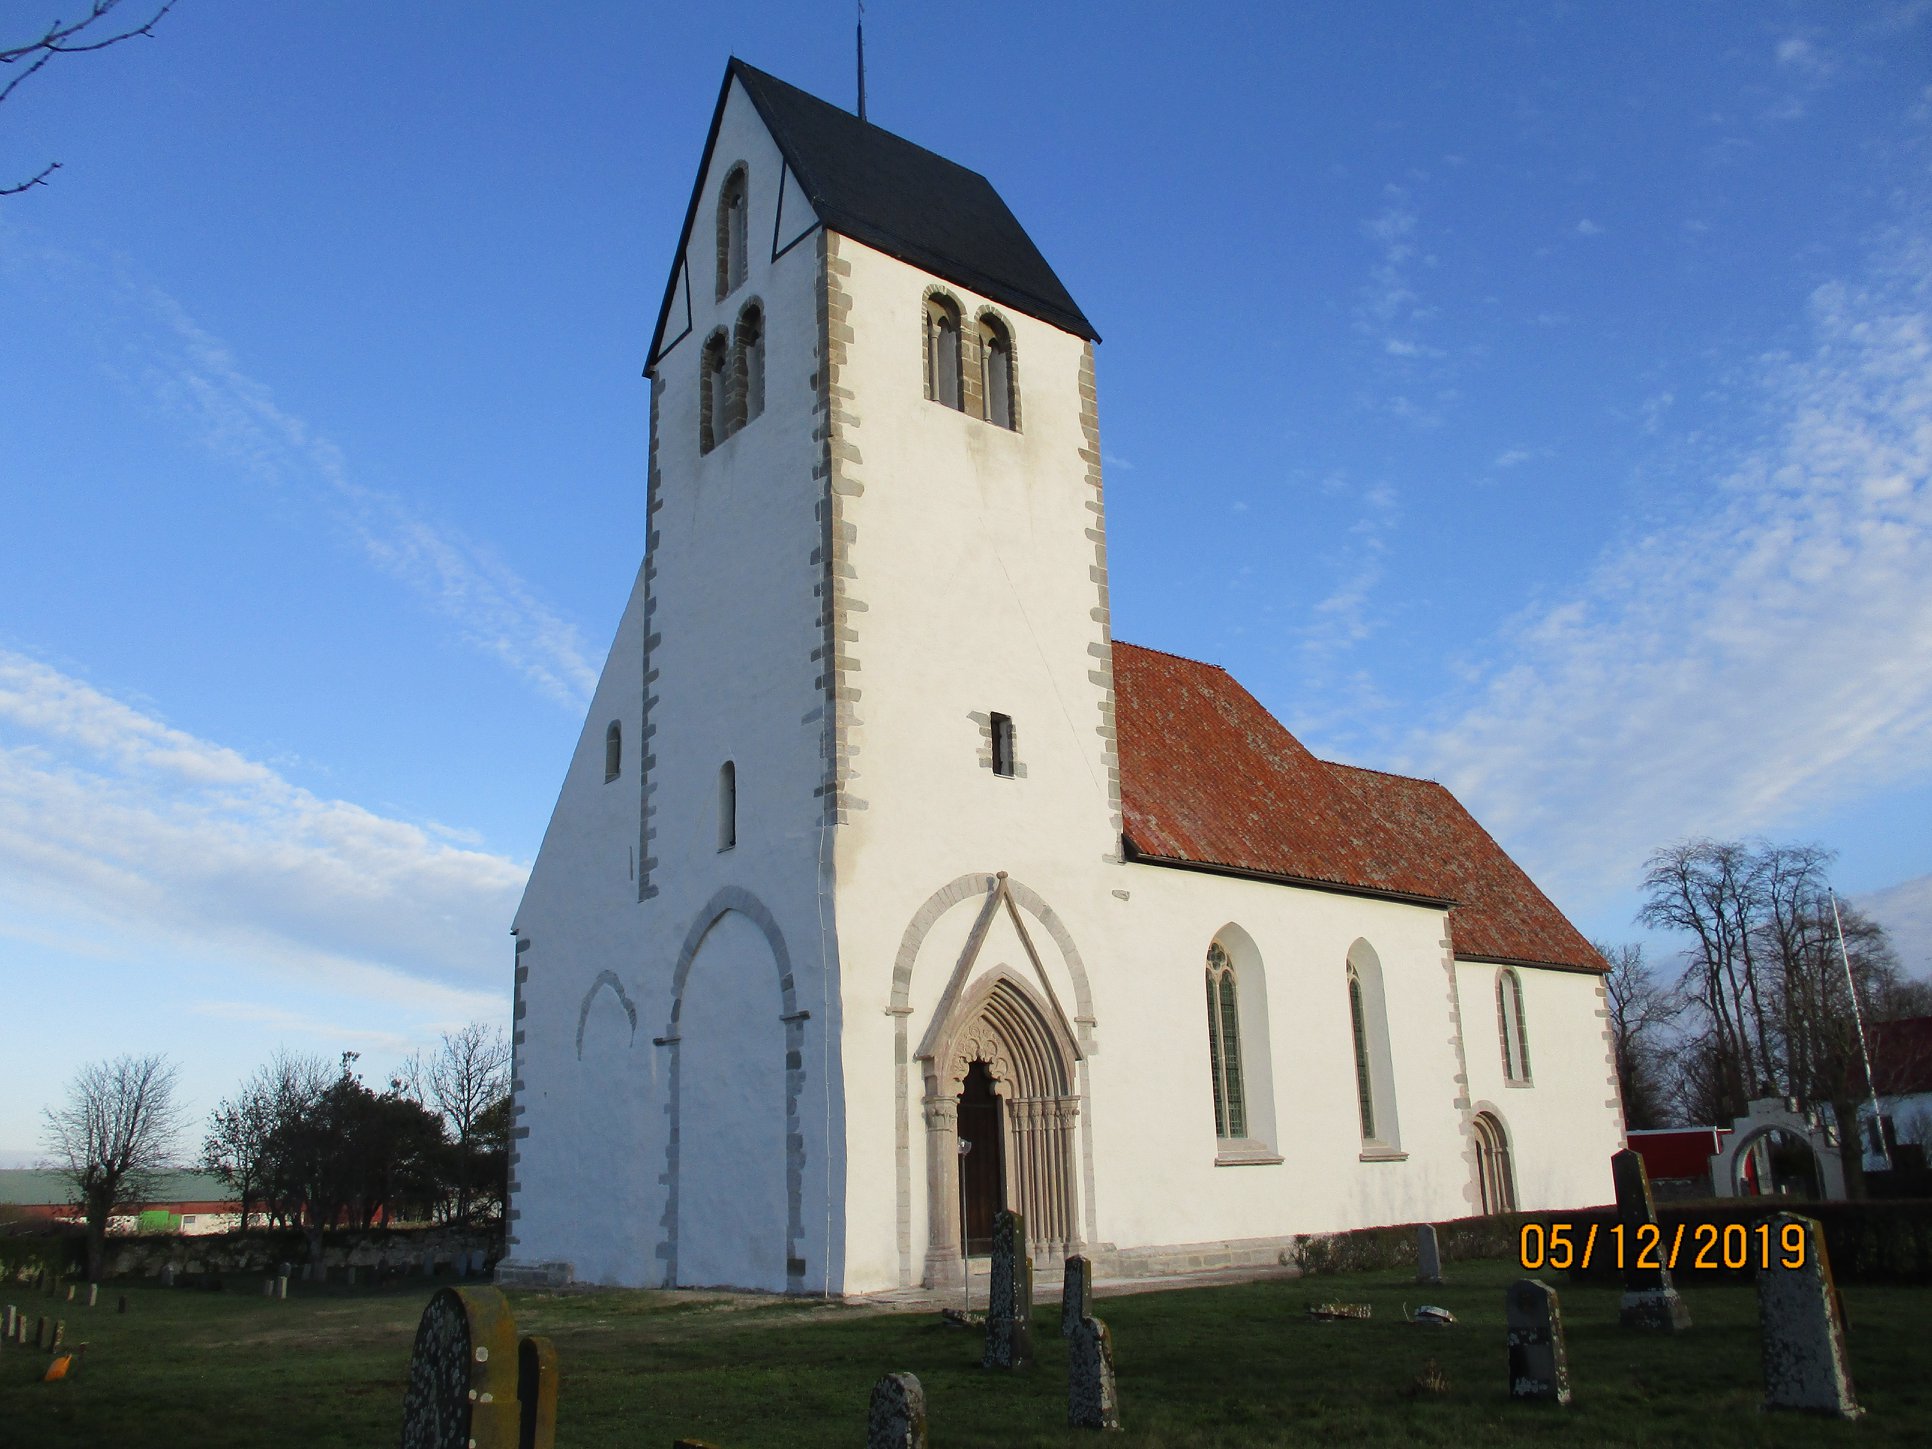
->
[500,59,1624,1295]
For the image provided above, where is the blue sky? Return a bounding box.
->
[3,2,1929,1160]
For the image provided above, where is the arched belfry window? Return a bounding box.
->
[716,166,748,299]
[923,292,963,410]
[1205,942,1246,1140]
[700,330,729,453]
[1497,968,1532,1083]
[604,720,622,782]
[1473,1110,1516,1213]
[717,760,736,851]
[978,313,1017,429]
[733,302,765,429]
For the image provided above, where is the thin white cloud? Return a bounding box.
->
[1575,219,1603,237]
[1857,873,1932,978]
[1301,483,1401,663]
[0,650,527,999]
[1405,225,1932,905]
[114,272,598,710]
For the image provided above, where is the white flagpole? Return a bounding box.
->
[1830,888,1891,1171]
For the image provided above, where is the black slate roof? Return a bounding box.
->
[648,59,1097,369]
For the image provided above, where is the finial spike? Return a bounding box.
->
[857,0,867,121]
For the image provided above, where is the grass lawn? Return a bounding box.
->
[3,1258,1928,1446]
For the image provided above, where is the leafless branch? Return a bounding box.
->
[1,0,177,193]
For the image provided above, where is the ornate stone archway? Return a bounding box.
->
[919,966,1081,1287]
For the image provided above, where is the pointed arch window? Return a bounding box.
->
[1473,1111,1517,1213]
[1497,968,1532,1083]
[978,313,1016,429]
[924,293,963,410]
[700,330,729,453]
[716,166,748,299]
[604,721,622,782]
[1347,964,1376,1142]
[1205,942,1246,1140]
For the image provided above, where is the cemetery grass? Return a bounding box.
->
[3,1258,1929,1447]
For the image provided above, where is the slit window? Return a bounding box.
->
[717,760,736,851]
[700,331,729,452]
[604,720,622,782]
[1348,965,1376,1141]
[990,713,1015,777]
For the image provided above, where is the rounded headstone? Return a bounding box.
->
[400,1286,520,1449]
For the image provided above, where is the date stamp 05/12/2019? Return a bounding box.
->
[1518,1220,1810,1273]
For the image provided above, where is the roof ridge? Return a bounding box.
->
[1113,639,1229,673]
[1323,757,1444,788]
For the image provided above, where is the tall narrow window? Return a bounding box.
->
[1497,968,1532,1082]
[1206,942,1247,1139]
[717,760,736,851]
[979,314,1015,429]
[716,166,748,299]
[700,331,729,452]
[990,713,1015,777]
[1473,1111,1517,1213]
[924,293,963,410]
[734,303,764,427]
[604,720,622,782]
[1347,964,1376,1142]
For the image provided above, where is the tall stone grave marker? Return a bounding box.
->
[517,1334,559,1449]
[86,1283,97,1308]
[1068,1315,1120,1431]
[866,1371,927,1449]
[981,1208,1033,1370]
[1505,1278,1571,1406]
[1611,1148,1690,1331]
[4,1305,14,1339]
[1759,1212,1859,1419]
[1061,1255,1093,1338]
[400,1286,520,1449]
[1416,1223,1442,1285]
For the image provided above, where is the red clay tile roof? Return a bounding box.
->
[1112,642,1605,973]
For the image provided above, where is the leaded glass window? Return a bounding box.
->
[1205,942,1246,1140]
[1348,965,1376,1141]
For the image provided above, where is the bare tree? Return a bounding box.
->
[40,1052,184,1280]
[2,0,178,195]
[1597,940,1676,1129]
[426,1024,510,1224]
[200,1061,280,1235]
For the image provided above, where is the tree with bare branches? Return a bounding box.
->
[41,1052,184,1280]
[1597,940,1676,1129]
[2,0,178,195]
[424,1024,510,1225]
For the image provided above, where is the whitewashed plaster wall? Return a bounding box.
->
[508,78,847,1294]
[1454,960,1624,1210]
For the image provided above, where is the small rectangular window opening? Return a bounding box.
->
[990,713,1015,778]
[718,760,737,851]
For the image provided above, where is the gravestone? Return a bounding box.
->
[277,1275,289,1300]
[66,1284,75,1302]
[1611,1149,1690,1331]
[981,1209,1033,1370]
[400,1286,520,1449]
[86,1283,97,1308]
[1416,1223,1443,1286]
[866,1370,927,1449]
[279,1261,293,1282]
[51,1320,65,1352]
[517,1334,559,1449]
[158,1265,176,1288]
[1504,1278,1571,1406]
[117,1295,128,1315]
[4,1305,14,1338]
[1067,1315,1120,1431]
[1759,1212,1859,1419]
[36,1316,50,1351]
[421,1251,437,1278]
[1061,1255,1093,1339]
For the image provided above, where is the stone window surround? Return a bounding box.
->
[967,710,1028,779]
[919,287,1024,431]
[698,328,729,454]
[715,162,749,301]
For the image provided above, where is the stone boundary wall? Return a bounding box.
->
[83,1226,502,1280]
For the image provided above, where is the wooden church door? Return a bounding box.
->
[957,1060,1005,1255]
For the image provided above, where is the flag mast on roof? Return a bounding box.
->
[856,0,867,121]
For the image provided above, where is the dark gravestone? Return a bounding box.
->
[36,1316,50,1351]
[50,1320,64,1352]
[517,1334,559,1449]
[158,1265,175,1288]
[400,1286,520,1449]
[117,1295,128,1315]
[1611,1149,1690,1331]
[981,1209,1033,1370]
[1061,1255,1093,1339]
[1760,1212,1859,1419]
[866,1371,928,1449]
[1416,1223,1443,1285]
[1067,1315,1120,1431]
[1505,1278,1571,1406]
